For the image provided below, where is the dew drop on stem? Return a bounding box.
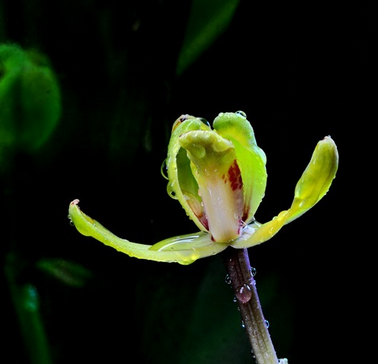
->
[235,283,252,304]
[224,274,232,285]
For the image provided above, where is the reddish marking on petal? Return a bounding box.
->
[185,194,209,232]
[194,209,209,231]
[228,160,243,191]
[242,210,250,223]
[200,216,209,231]
[192,207,208,230]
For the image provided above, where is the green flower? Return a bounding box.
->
[68,111,338,265]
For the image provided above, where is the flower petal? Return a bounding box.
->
[179,130,244,242]
[231,136,339,249]
[230,212,289,248]
[285,136,339,223]
[213,112,267,223]
[68,199,226,265]
[166,115,212,232]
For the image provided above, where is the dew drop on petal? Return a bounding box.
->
[265,319,270,328]
[235,284,252,304]
[236,110,247,118]
[160,159,169,180]
[250,267,257,277]
[67,215,74,226]
[167,184,178,200]
[199,117,211,127]
[191,144,206,159]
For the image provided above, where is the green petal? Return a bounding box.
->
[166,115,212,232]
[213,112,267,223]
[179,129,243,242]
[230,212,289,248]
[68,199,226,265]
[285,136,339,223]
[231,136,339,249]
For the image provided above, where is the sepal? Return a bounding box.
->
[68,199,227,265]
[231,136,338,249]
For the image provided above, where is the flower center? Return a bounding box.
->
[179,130,244,243]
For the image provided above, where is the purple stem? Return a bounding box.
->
[222,247,279,364]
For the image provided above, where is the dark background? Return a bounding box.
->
[1,1,372,363]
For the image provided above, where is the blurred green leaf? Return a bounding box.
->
[0,43,61,171]
[5,255,53,364]
[176,0,240,75]
[36,258,92,288]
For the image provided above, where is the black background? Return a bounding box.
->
[1,1,372,363]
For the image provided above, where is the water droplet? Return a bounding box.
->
[236,110,247,118]
[160,159,169,180]
[278,359,288,364]
[232,296,238,303]
[268,226,275,235]
[241,320,245,328]
[67,215,74,226]
[250,266,257,277]
[191,144,206,159]
[167,184,178,199]
[224,274,231,285]
[265,320,270,328]
[235,284,252,304]
[199,117,211,128]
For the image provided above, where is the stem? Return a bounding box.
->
[222,247,279,364]
[5,255,53,364]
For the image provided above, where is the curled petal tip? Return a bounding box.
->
[232,135,339,249]
[286,135,339,222]
[67,199,227,264]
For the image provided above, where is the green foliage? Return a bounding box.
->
[36,258,93,288]
[176,0,240,75]
[5,256,53,364]
[0,43,61,171]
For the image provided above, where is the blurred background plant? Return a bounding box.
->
[0,0,369,363]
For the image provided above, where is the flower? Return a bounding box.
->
[68,111,338,265]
